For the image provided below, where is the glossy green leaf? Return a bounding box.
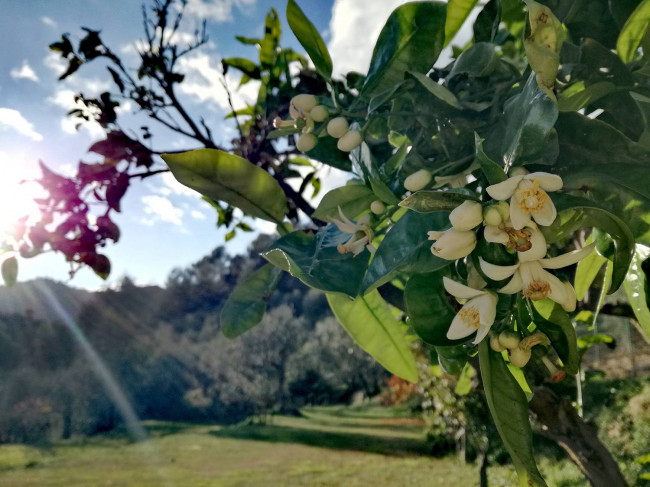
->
[305,136,352,172]
[454,362,475,395]
[507,363,533,400]
[354,143,400,204]
[529,299,580,376]
[399,190,477,213]
[557,81,616,112]
[478,341,548,487]
[408,71,461,109]
[286,0,332,78]
[617,0,650,63]
[405,271,463,346]
[327,291,418,382]
[434,345,469,375]
[1,257,17,287]
[363,211,451,293]
[262,225,370,297]
[551,193,635,293]
[362,2,447,97]
[259,9,281,65]
[449,42,499,78]
[502,72,558,168]
[162,149,287,223]
[445,0,479,47]
[312,185,376,222]
[475,133,506,185]
[221,264,283,338]
[474,0,501,43]
[575,235,607,300]
[221,57,260,79]
[623,244,650,338]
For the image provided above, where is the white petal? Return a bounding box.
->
[473,324,492,345]
[484,225,509,244]
[560,281,577,312]
[544,270,571,308]
[486,175,524,200]
[443,276,486,299]
[541,243,596,269]
[509,195,531,230]
[449,200,483,231]
[529,172,563,192]
[518,228,548,262]
[331,216,359,234]
[531,199,557,226]
[499,270,524,294]
[477,293,498,326]
[447,312,477,340]
[479,257,519,281]
[427,230,445,240]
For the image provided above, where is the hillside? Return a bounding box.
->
[0,278,92,321]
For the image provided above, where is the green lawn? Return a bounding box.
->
[0,407,481,487]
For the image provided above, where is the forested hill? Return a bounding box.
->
[0,278,91,320]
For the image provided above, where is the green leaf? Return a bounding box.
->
[454,363,475,395]
[1,257,18,287]
[363,211,451,293]
[221,264,283,338]
[557,81,616,112]
[623,244,650,338]
[507,363,533,400]
[162,149,287,224]
[449,42,499,78]
[445,0,479,47]
[405,271,464,346]
[327,291,418,382]
[259,8,281,65]
[408,71,461,109]
[312,185,377,222]
[502,72,558,168]
[551,193,635,293]
[362,2,447,97]
[575,235,607,300]
[354,143,400,204]
[399,190,477,213]
[474,133,506,185]
[434,345,469,375]
[529,299,580,376]
[286,0,333,78]
[478,341,548,487]
[221,57,260,79]
[616,0,650,63]
[305,136,352,171]
[261,225,370,297]
[474,0,501,43]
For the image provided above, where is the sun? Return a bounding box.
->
[0,151,43,241]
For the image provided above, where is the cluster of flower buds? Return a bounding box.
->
[274,94,363,154]
[425,170,596,362]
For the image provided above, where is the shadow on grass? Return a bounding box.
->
[209,423,433,457]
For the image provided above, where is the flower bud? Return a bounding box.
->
[310,105,329,122]
[357,214,372,226]
[509,346,532,368]
[496,201,510,221]
[429,228,477,260]
[370,200,385,215]
[296,133,317,152]
[404,169,432,192]
[483,206,503,227]
[291,94,318,113]
[490,335,507,353]
[302,116,315,134]
[498,332,520,350]
[327,117,349,138]
[450,200,483,231]
[337,130,363,152]
[289,104,302,120]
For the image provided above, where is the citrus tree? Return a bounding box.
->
[5,0,650,485]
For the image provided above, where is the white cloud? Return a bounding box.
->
[10,61,39,82]
[141,195,184,225]
[182,0,256,23]
[0,108,43,141]
[176,53,259,111]
[44,51,67,76]
[190,209,207,220]
[41,16,57,27]
[161,171,199,197]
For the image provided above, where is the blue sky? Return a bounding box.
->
[0,0,447,290]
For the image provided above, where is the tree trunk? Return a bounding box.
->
[529,386,627,487]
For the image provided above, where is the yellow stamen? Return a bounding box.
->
[523,280,551,300]
[516,179,550,214]
[503,226,533,251]
[459,306,480,329]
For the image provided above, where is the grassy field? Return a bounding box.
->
[0,405,585,487]
[0,405,481,487]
